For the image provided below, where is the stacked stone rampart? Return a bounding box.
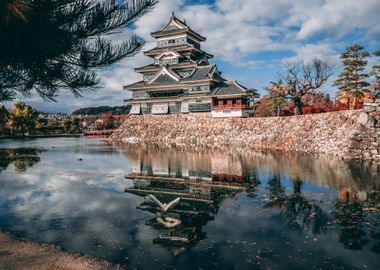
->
[111,109,380,161]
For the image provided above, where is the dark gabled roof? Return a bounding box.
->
[151,28,206,42]
[123,80,144,89]
[210,81,247,97]
[144,44,192,56]
[182,65,222,82]
[146,66,181,85]
[135,61,196,73]
[125,65,225,90]
[144,44,213,59]
[182,65,214,81]
[134,64,158,72]
[153,74,178,84]
[124,79,180,89]
[151,13,206,41]
[163,13,188,30]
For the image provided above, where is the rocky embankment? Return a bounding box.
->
[111,109,380,161]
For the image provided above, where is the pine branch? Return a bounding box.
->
[0,0,158,102]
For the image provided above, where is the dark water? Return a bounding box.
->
[0,138,379,269]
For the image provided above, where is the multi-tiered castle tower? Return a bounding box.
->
[124,12,250,118]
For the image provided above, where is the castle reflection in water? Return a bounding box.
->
[120,145,380,255]
[123,146,260,255]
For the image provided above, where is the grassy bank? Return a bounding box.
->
[0,231,122,270]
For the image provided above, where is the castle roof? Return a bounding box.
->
[210,81,248,97]
[124,65,221,90]
[148,66,180,84]
[151,13,206,42]
[182,65,221,82]
[135,60,196,73]
[144,44,213,59]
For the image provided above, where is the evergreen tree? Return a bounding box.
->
[372,50,380,95]
[70,117,80,133]
[334,45,370,109]
[246,88,260,105]
[245,88,260,116]
[64,119,72,134]
[0,0,157,102]
[0,105,9,134]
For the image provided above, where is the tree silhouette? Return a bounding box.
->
[334,202,369,250]
[279,58,332,115]
[0,149,12,172]
[0,105,9,134]
[0,0,157,102]
[265,175,328,234]
[0,148,41,172]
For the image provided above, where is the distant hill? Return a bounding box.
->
[71,105,131,116]
[38,112,68,117]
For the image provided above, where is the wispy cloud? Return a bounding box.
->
[16,0,380,113]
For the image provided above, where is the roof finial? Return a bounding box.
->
[172,11,175,17]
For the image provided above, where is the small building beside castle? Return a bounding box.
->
[124,13,251,118]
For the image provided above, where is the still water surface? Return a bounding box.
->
[0,138,379,269]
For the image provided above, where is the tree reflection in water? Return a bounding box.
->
[265,175,328,234]
[0,149,11,171]
[335,201,369,250]
[120,145,380,257]
[0,148,41,172]
[334,185,380,252]
[2,140,380,269]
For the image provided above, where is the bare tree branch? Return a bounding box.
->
[279,58,332,115]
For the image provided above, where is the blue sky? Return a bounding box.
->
[15,0,380,113]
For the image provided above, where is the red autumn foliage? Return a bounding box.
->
[254,92,363,117]
[254,96,273,117]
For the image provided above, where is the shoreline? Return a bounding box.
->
[0,134,81,140]
[0,231,122,270]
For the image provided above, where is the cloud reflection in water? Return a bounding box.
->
[0,138,379,269]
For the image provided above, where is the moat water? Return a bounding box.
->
[0,137,379,269]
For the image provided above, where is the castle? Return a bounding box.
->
[124,12,250,118]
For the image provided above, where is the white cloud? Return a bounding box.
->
[16,0,380,112]
[134,0,186,39]
[283,43,340,66]
[136,0,379,64]
[178,3,289,61]
[297,0,380,40]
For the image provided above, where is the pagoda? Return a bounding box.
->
[124,12,250,118]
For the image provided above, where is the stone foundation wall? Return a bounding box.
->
[111,109,380,161]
